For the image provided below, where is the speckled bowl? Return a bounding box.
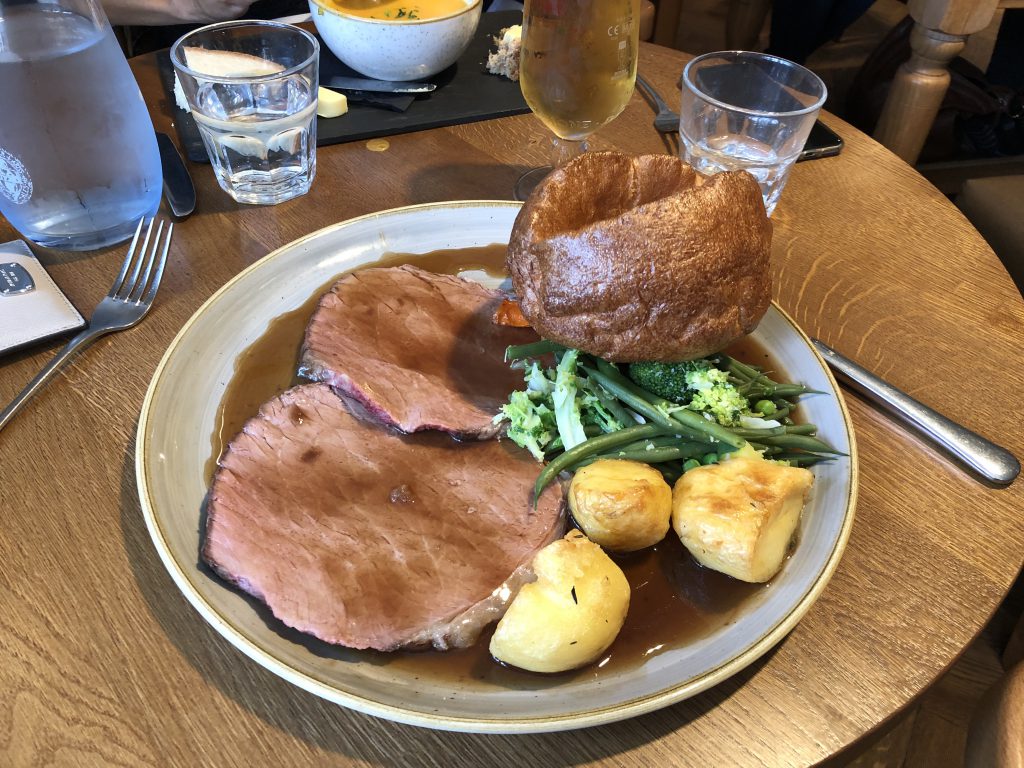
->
[308,0,482,81]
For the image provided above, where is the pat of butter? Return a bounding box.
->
[317,88,348,118]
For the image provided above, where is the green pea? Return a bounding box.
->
[682,458,701,472]
[755,399,776,415]
[701,452,719,465]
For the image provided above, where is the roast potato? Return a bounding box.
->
[672,456,813,583]
[568,459,672,552]
[489,530,630,673]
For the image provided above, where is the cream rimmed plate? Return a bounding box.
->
[136,200,858,733]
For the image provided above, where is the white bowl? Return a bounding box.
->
[308,0,482,81]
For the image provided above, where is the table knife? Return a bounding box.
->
[811,339,1020,484]
[156,131,196,218]
[326,76,436,93]
[342,90,416,112]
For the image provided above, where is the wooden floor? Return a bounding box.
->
[833,571,1024,768]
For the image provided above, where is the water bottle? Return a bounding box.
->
[0,0,162,251]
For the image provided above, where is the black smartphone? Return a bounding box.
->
[798,121,844,161]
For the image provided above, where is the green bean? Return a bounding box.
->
[733,423,819,439]
[614,436,715,454]
[596,447,702,464]
[784,423,817,436]
[533,423,669,502]
[505,339,566,361]
[587,381,638,428]
[771,452,835,467]
[757,434,847,455]
[722,355,775,386]
[580,364,682,431]
[682,458,702,472]
[730,426,787,439]
[701,452,719,465]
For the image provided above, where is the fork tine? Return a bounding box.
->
[107,217,146,299]
[140,221,172,309]
[116,218,155,300]
[129,220,163,304]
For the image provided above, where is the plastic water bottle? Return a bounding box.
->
[0,0,162,251]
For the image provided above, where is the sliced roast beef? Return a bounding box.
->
[299,264,538,439]
[203,383,565,651]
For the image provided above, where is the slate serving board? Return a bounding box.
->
[158,10,528,164]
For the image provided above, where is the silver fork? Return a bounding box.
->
[635,73,680,134]
[0,217,173,433]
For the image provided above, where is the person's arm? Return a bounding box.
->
[103,0,254,25]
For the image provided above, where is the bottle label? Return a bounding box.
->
[0,147,32,205]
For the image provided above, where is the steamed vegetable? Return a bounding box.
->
[496,343,843,503]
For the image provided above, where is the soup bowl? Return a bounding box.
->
[308,0,482,81]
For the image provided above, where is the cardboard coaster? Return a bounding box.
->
[0,240,85,356]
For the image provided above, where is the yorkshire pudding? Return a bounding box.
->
[507,152,772,362]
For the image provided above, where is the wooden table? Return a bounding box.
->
[3,41,1023,768]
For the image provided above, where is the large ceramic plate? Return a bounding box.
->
[136,201,857,733]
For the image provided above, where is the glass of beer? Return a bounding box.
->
[514,0,640,200]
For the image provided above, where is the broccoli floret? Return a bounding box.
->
[628,359,748,426]
[628,359,715,402]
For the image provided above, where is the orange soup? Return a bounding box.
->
[326,0,468,20]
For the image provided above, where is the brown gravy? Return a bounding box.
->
[207,243,788,683]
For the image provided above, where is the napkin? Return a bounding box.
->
[0,240,84,355]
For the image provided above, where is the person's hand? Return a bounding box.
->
[104,0,256,26]
[182,0,254,22]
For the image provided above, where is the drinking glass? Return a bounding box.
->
[514,0,640,201]
[678,51,826,216]
[0,0,162,250]
[171,21,319,206]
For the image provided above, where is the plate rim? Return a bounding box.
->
[136,199,859,733]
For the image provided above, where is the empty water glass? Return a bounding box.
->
[678,51,826,216]
[171,21,319,205]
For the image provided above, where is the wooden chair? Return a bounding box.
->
[651,0,1007,165]
[964,612,1024,768]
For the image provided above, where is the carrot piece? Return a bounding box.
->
[494,299,532,328]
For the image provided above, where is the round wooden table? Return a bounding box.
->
[3,41,1023,767]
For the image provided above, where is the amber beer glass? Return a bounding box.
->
[514,0,639,199]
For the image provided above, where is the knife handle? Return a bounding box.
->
[811,339,1020,485]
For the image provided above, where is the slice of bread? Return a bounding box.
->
[182,47,285,77]
[174,48,287,113]
[486,25,521,82]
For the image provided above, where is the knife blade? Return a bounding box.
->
[156,131,196,219]
[811,338,1020,484]
[342,90,416,112]
[326,75,436,93]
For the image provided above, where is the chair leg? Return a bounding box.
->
[1005,609,1024,671]
[964,660,1024,768]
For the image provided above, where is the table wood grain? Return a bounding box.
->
[2,42,1023,768]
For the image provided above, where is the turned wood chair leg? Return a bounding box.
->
[964,660,1024,768]
[873,21,966,165]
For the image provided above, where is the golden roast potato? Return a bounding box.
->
[672,456,813,583]
[568,459,672,552]
[489,530,630,673]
